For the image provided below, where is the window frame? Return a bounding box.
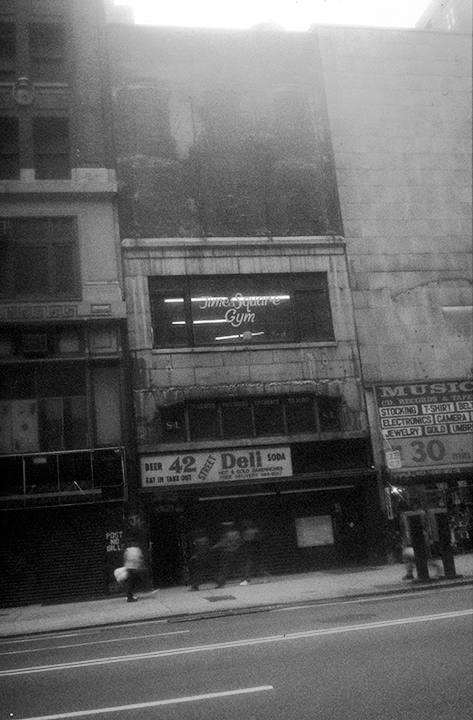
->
[0,216,80,301]
[149,272,335,348]
[28,21,67,83]
[33,116,71,180]
[0,21,16,81]
[158,394,342,444]
[0,116,20,180]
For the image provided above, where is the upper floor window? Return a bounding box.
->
[149,273,335,348]
[33,117,70,179]
[0,116,20,179]
[0,21,15,80]
[0,217,79,300]
[29,22,66,82]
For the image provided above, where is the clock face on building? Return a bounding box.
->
[13,79,35,106]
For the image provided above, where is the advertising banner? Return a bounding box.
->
[374,380,473,473]
[141,446,292,487]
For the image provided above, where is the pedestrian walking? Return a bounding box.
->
[212,522,242,588]
[122,541,146,602]
[188,531,212,591]
[401,513,443,581]
[238,520,263,585]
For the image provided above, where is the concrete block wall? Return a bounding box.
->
[318,27,472,383]
[122,238,368,451]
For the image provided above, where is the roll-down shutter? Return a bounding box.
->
[0,506,106,607]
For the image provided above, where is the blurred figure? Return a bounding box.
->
[238,520,263,585]
[212,522,242,588]
[123,541,146,602]
[401,544,416,580]
[401,513,443,581]
[188,531,212,591]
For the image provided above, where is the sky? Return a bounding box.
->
[114,0,433,31]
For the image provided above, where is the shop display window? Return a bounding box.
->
[285,395,317,434]
[221,398,253,438]
[188,401,220,441]
[254,396,285,436]
[149,272,334,347]
[157,393,343,444]
[318,396,342,432]
[160,403,187,443]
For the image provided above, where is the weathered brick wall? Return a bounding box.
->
[122,239,367,451]
[108,27,343,239]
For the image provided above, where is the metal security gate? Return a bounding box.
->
[192,482,370,577]
[0,506,106,607]
[194,492,299,577]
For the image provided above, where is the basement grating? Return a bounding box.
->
[205,595,236,602]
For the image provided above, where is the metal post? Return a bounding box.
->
[408,513,430,582]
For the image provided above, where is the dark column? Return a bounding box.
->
[408,513,430,581]
[436,512,458,579]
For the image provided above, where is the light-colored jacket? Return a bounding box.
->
[124,545,144,570]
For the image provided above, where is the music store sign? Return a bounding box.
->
[374,380,473,473]
[141,446,293,487]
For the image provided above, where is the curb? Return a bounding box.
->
[3,575,471,639]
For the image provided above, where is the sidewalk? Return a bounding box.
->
[1,554,472,638]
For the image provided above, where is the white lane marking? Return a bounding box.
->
[0,630,189,656]
[11,685,274,720]
[1,609,471,678]
[273,584,473,612]
[272,593,430,612]
[0,633,84,646]
[0,619,170,646]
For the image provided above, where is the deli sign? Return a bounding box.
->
[141,446,292,487]
[375,380,473,471]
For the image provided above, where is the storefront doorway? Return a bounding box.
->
[149,507,186,587]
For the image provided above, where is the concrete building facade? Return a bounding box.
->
[108,21,472,584]
[108,26,380,586]
[318,26,472,557]
[0,0,135,606]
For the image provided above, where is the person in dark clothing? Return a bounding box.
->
[238,520,263,585]
[212,522,242,588]
[188,532,212,591]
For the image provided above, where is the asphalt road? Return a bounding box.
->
[1,586,472,720]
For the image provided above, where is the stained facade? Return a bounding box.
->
[108,26,381,586]
[0,0,134,606]
[318,25,472,561]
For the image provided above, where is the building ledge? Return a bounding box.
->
[0,169,117,195]
[122,235,346,250]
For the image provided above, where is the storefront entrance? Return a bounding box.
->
[144,472,381,587]
[149,506,186,587]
